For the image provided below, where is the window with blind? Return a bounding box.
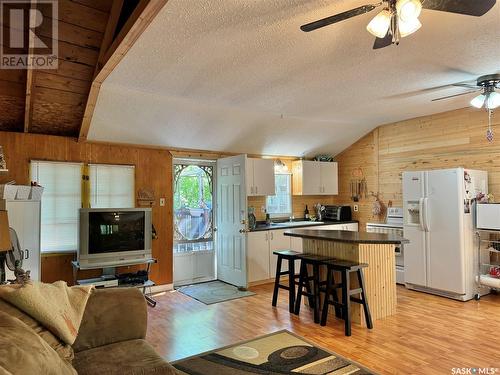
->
[30,161,83,253]
[89,164,135,208]
[266,174,292,218]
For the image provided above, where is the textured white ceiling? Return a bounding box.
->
[88,0,500,157]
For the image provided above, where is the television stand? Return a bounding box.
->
[71,258,158,307]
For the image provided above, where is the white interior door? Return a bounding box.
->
[426,169,466,294]
[216,155,248,288]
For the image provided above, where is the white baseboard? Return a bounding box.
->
[147,283,173,294]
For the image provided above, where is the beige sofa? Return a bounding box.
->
[0,287,178,375]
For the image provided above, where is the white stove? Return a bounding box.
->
[366,207,405,284]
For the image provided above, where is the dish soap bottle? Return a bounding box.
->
[304,205,310,221]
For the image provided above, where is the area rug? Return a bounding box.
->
[172,330,375,374]
[177,280,255,305]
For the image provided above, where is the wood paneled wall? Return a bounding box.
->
[333,107,500,229]
[0,131,173,285]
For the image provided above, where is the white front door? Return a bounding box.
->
[216,155,248,288]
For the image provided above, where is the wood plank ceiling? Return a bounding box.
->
[0,0,154,137]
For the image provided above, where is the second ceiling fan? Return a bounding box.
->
[300,0,497,49]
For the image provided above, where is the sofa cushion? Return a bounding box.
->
[0,299,74,362]
[0,311,76,375]
[73,339,178,375]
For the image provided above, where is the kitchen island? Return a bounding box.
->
[284,229,409,326]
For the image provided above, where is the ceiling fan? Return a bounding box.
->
[431,74,500,108]
[300,0,497,49]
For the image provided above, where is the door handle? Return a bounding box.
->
[418,198,425,232]
[239,228,249,233]
[423,197,430,232]
[24,249,29,259]
[270,232,274,240]
[255,186,258,194]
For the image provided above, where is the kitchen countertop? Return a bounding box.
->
[250,220,358,232]
[284,228,409,244]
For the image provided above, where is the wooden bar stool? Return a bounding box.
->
[294,253,335,324]
[272,250,300,313]
[320,259,373,336]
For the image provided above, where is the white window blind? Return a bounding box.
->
[30,161,83,253]
[266,174,292,217]
[89,164,135,208]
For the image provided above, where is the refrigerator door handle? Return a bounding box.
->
[423,197,430,232]
[419,197,425,232]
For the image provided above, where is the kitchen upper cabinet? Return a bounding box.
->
[292,160,338,195]
[246,157,275,196]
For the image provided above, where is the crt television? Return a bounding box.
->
[78,208,152,267]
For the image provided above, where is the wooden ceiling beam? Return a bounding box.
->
[24,0,37,133]
[78,0,168,142]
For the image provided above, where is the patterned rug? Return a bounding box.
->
[172,330,375,374]
[177,280,255,305]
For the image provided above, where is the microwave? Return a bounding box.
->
[476,203,500,230]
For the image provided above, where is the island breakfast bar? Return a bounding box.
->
[284,229,409,326]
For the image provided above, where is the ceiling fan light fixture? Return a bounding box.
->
[366,9,392,38]
[486,91,500,110]
[398,17,422,37]
[396,0,422,21]
[471,94,486,109]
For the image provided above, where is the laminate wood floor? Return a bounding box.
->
[146,284,500,374]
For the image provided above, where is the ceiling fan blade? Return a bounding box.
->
[452,82,479,89]
[431,90,480,102]
[373,31,393,49]
[422,0,496,16]
[301,4,377,32]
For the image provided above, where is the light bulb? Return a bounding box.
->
[396,0,422,21]
[399,17,422,37]
[367,9,392,38]
[486,92,500,109]
[470,94,486,109]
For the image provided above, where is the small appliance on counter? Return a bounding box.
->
[323,205,352,222]
[367,207,404,284]
[476,203,500,230]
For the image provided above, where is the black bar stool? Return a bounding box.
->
[272,250,300,313]
[320,259,373,336]
[294,253,335,324]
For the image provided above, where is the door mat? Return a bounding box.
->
[177,280,255,305]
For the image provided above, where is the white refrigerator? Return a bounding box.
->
[403,168,488,301]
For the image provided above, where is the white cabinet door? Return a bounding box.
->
[5,201,41,282]
[246,157,255,196]
[292,160,321,195]
[247,231,270,282]
[269,229,291,275]
[320,162,338,195]
[253,158,275,196]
